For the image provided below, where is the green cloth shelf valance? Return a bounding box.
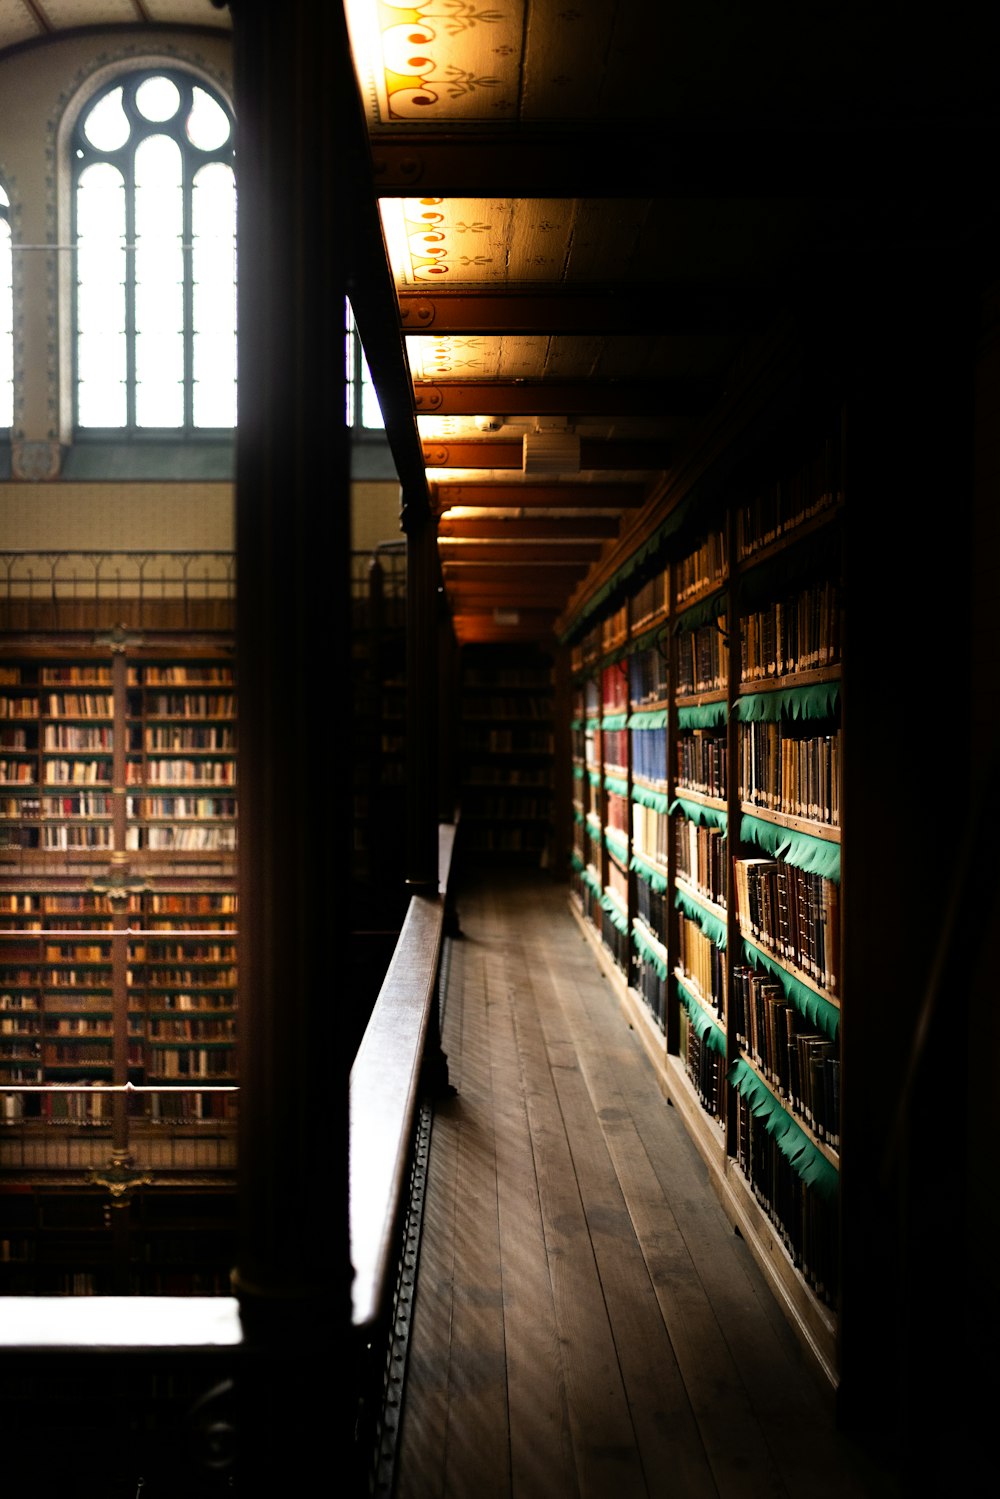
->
[674,886,727,949]
[673,588,727,636]
[599,891,629,933]
[741,938,840,1041]
[604,828,629,862]
[573,808,584,825]
[588,770,601,787]
[601,712,628,731]
[632,922,668,980]
[581,864,602,897]
[676,701,728,729]
[573,763,584,780]
[558,493,696,643]
[630,621,670,655]
[630,853,668,892]
[734,681,840,723]
[604,775,629,798]
[740,812,841,882]
[585,717,601,731]
[670,797,728,833]
[570,718,582,732]
[628,709,668,729]
[677,978,727,1054]
[632,784,669,813]
[727,1057,839,1199]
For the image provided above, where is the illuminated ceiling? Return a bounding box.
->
[2,2,994,646]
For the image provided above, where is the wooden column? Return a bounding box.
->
[228,0,356,1486]
[404,499,439,894]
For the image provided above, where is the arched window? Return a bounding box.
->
[0,183,11,430]
[73,69,236,433]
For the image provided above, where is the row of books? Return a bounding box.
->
[739,583,841,679]
[739,722,841,825]
[675,917,727,1018]
[675,822,727,906]
[679,1007,725,1123]
[676,621,726,696]
[731,964,839,1145]
[735,1093,839,1306]
[732,856,841,994]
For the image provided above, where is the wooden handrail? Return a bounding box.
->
[349,815,459,1334]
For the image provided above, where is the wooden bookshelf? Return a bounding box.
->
[458,643,555,864]
[565,412,845,1388]
[0,639,238,1294]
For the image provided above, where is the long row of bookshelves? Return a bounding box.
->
[0,642,239,1295]
[565,413,843,1382]
[0,659,237,852]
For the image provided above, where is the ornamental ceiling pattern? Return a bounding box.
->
[346,0,660,127]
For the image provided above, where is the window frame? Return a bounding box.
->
[70,66,236,442]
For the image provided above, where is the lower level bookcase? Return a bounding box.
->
[568,887,839,1390]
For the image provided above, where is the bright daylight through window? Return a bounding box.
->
[74,71,236,432]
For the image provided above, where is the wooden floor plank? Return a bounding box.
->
[501,922,648,1498]
[482,941,579,1495]
[393,870,898,1499]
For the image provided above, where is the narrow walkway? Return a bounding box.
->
[393,868,897,1499]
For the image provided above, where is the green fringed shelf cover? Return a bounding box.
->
[599,890,629,933]
[558,492,695,643]
[632,921,668,978]
[628,709,668,729]
[741,937,840,1041]
[604,828,629,862]
[632,783,669,813]
[727,1057,839,1199]
[674,885,727,949]
[602,713,628,731]
[630,853,668,892]
[604,775,629,797]
[670,796,728,833]
[740,812,840,882]
[735,680,840,722]
[676,700,728,729]
[673,587,727,635]
[677,977,726,1053]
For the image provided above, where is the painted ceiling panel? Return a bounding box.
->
[36,0,139,26]
[521,0,624,121]
[346,0,526,127]
[0,0,41,49]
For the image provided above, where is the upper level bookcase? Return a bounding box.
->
[459,642,556,865]
[0,637,238,1292]
[567,408,844,1384]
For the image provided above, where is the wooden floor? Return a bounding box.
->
[393,868,900,1499]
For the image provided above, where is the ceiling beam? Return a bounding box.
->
[442,562,589,583]
[433,482,649,510]
[443,583,570,602]
[437,541,603,565]
[400,289,752,337]
[423,440,671,470]
[437,517,620,541]
[413,380,712,418]
[370,126,992,197]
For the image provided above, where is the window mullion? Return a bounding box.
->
[125,150,137,432]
